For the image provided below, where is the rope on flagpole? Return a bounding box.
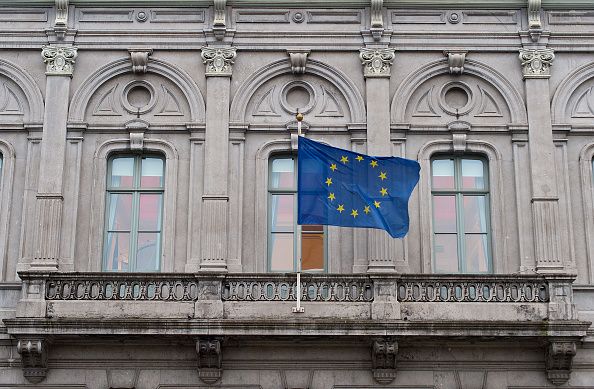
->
[292,110,305,313]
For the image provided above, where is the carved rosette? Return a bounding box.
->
[372,338,398,384]
[201,47,236,77]
[41,45,78,76]
[359,48,395,78]
[17,339,48,383]
[545,341,576,386]
[519,48,554,79]
[196,338,223,384]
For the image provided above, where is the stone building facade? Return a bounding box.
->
[0,0,593,388]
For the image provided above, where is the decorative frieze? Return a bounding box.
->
[213,0,227,40]
[196,338,223,384]
[372,338,398,384]
[41,45,77,76]
[444,50,467,75]
[359,48,395,78]
[370,0,384,41]
[201,46,236,77]
[17,338,48,383]
[545,341,576,386]
[519,48,555,79]
[287,49,310,74]
[128,48,153,74]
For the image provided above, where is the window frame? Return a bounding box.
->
[430,154,493,274]
[102,153,165,272]
[267,154,327,273]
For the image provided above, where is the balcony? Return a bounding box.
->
[3,271,590,385]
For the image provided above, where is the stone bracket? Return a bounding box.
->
[370,0,384,41]
[444,50,467,75]
[213,0,227,40]
[545,340,576,386]
[17,338,49,384]
[54,0,68,39]
[196,337,223,384]
[287,49,310,75]
[528,0,543,42]
[128,48,153,74]
[371,338,398,384]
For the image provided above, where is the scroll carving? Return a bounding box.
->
[201,47,236,77]
[519,48,554,79]
[370,0,384,41]
[444,50,467,75]
[196,338,223,384]
[128,48,153,74]
[54,0,68,39]
[545,341,576,386]
[17,339,48,383]
[41,45,77,76]
[287,49,310,74]
[372,338,398,384]
[359,48,395,78]
[213,0,227,40]
[528,0,542,41]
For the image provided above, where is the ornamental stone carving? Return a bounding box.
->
[41,45,77,76]
[128,48,153,74]
[196,338,223,384]
[201,46,236,77]
[370,0,384,41]
[17,339,48,383]
[54,0,68,39]
[359,48,395,78]
[519,48,554,79]
[372,338,398,384]
[287,49,310,75]
[444,50,467,75]
[545,341,576,386]
[528,0,542,41]
[213,0,227,40]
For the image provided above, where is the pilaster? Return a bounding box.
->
[359,47,398,272]
[199,46,236,272]
[30,45,77,271]
[519,47,564,273]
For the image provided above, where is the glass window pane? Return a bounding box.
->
[465,234,490,273]
[107,194,133,231]
[432,159,455,189]
[463,196,488,233]
[270,158,295,189]
[138,194,162,231]
[136,232,160,272]
[432,195,457,233]
[105,232,130,271]
[270,233,294,271]
[141,157,164,188]
[270,194,294,232]
[461,159,485,189]
[110,157,135,188]
[434,234,459,273]
[302,233,324,271]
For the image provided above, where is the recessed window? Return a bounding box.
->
[268,155,325,272]
[103,155,164,272]
[431,156,492,273]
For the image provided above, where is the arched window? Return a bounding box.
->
[268,155,325,272]
[431,155,492,273]
[103,154,164,272]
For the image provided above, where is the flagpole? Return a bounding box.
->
[292,110,305,313]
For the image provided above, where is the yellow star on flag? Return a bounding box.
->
[337,204,345,213]
[356,155,364,162]
[351,209,359,218]
[325,178,333,186]
[380,187,388,196]
[340,156,349,164]
[328,192,335,201]
[379,171,387,180]
[370,160,378,168]
[330,163,337,171]
[374,200,381,208]
[364,205,371,214]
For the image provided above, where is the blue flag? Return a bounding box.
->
[297,136,420,238]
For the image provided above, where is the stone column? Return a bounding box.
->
[519,48,564,273]
[359,47,399,272]
[198,47,236,272]
[30,45,77,271]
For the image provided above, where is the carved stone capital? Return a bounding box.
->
[213,0,227,40]
[41,45,77,76]
[372,338,398,384]
[201,46,236,77]
[17,339,48,383]
[370,0,384,41]
[444,50,467,75]
[359,48,395,78]
[287,49,310,74]
[545,341,576,386]
[196,338,223,384]
[519,48,554,79]
[128,48,153,74]
[54,0,68,39]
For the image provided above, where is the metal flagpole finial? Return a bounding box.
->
[296,110,304,122]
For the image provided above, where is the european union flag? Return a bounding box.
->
[297,136,420,238]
